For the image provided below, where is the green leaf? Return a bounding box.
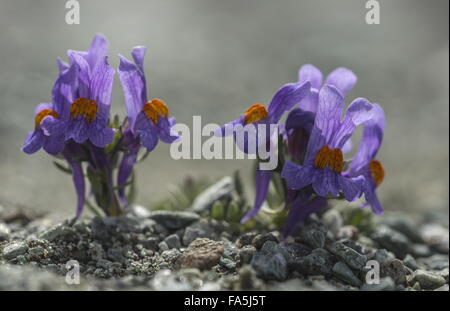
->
[53,161,72,174]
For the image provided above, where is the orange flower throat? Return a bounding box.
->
[35,109,59,127]
[314,145,344,173]
[143,99,169,124]
[70,97,98,123]
[243,103,268,124]
[369,160,385,186]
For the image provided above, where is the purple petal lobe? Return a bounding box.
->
[281,161,314,190]
[118,54,146,129]
[90,127,115,148]
[338,175,363,202]
[325,67,357,97]
[312,168,339,197]
[298,64,323,89]
[22,130,44,154]
[268,81,311,123]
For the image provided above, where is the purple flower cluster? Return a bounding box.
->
[22,34,180,221]
[222,64,386,236]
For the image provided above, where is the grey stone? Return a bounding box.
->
[235,232,258,248]
[436,268,449,282]
[410,243,432,258]
[361,277,396,291]
[321,209,343,236]
[371,225,411,258]
[238,245,256,265]
[410,269,446,289]
[371,249,396,265]
[38,224,75,242]
[382,215,423,243]
[2,241,28,260]
[219,257,236,270]
[148,211,200,230]
[278,242,312,263]
[419,254,449,270]
[291,248,335,276]
[158,241,169,252]
[332,262,362,287]
[142,237,160,251]
[190,176,234,212]
[128,205,151,218]
[420,224,449,254]
[251,251,288,281]
[297,221,327,249]
[327,241,367,270]
[164,234,181,249]
[0,222,10,241]
[402,254,418,271]
[182,219,216,246]
[161,249,181,262]
[252,233,278,250]
[28,246,46,259]
[381,259,407,285]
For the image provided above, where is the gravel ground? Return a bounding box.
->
[0,202,448,291]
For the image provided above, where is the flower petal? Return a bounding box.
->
[89,127,115,148]
[312,168,339,197]
[34,103,52,115]
[338,174,363,202]
[90,56,115,109]
[325,67,357,97]
[267,81,311,123]
[86,33,109,70]
[363,180,384,214]
[118,54,146,129]
[157,116,180,144]
[131,46,147,74]
[304,85,343,162]
[349,104,386,172]
[42,135,66,155]
[41,116,67,136]
[281,161,314,190]
[22,130,44,154]
[68,160,85,219]
[241,169,272,223]
[138,129,159,152]
[298,64,323,89]
[332,97,374,149]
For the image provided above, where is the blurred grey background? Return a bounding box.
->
[0,0,448,218]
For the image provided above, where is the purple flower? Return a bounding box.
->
[41,34,116,148]
[118,46,179,152]
[22,60,74,155]
[297,64,357,113]
[218,81,311,154]
[281,85,375,202]
[344,104,386,214]
[235,81,311,223]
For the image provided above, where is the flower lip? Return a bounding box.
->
[369,159,385,186]
[35,108,59,127]
[70,97,98,123]
[314,145,344,173]
[243,103,268,124]
[143,98,169,124]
